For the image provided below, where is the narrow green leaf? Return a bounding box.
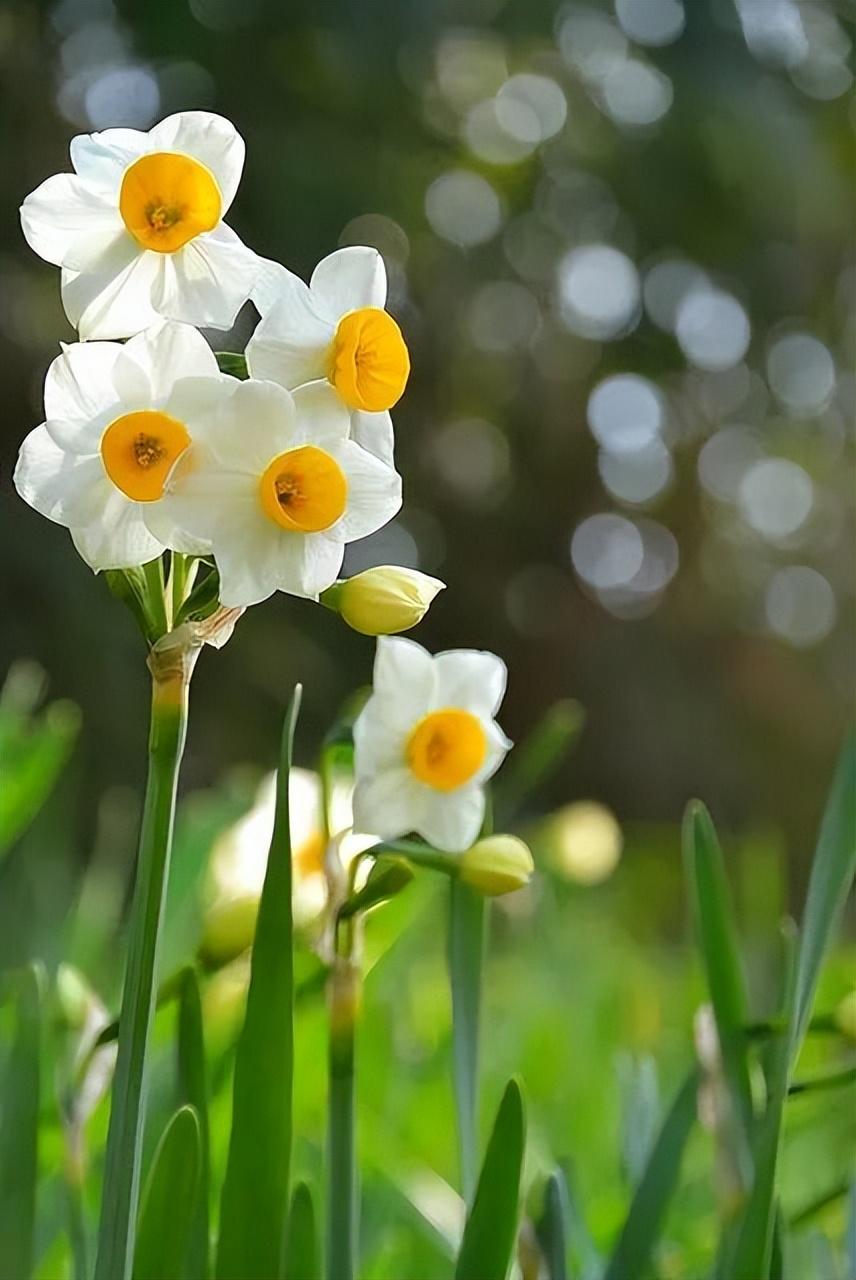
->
[133,1105,201,1280]
[216,685,302,1280]
[448,880,486,1203]
[455,1079,526,1280]
[729,923,798,1280]
[535,1170,568,1280]
[494,700,584,826]
[178,969,210,1280]
[845,1180,856,1280]
[769,1207,785,1280]
[791,734,856,1053]
[683,803,754,1156]
[603,1070,698,1280]
[0,692,80,855]
[337,855,414,920]
[215,352,249,380]
[0,964,42,1280]
[284,1182,319,1280]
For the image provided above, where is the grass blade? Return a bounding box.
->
[448,880,486,1204]
[683,803,754,1155]
[215,685,302,1280]
[792,734,856,1053]
[728,923,798,1280]
[133,1105,201,1280]
[326,961,359,1280]
[535,1170,568,1280]
[177,968,210,1279]
[454,1078,526,1280]
[603,1070,698,1280]
[731,738,855,1280]
[284,1182,318,1280]
[0,964,42,1280]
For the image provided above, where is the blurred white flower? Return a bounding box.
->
[20,111,260,338]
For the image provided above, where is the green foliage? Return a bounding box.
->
[284,1182,319,1280]
[0,663,80,858]
[133,1105,201,1280]
[454,1079,526,1280]
[215,686,302,1280]
[0,964,42,1280]
[447,881,486,1203]
[177,969,211,1280]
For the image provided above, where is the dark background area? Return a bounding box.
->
[1,0,853,879]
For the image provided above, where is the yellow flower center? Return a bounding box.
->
[294,830,325,879]
[329,307,410,413]
[100,410,191,502]
[119,152,222,253]
[259,446,348,533]
[406,708,487,792]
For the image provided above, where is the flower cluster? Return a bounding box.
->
[15,110,522,863]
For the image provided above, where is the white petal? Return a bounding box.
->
[286,532,344,598]
[433,650,508,718]
[72,493,165,571]
[290,380,351,447]
[331,439,401,541]
[474,719,512,785]
[20,173,127,272]
[351,410,395,466]
[14,426,106,526]
[418,786,485,854]
[162,372,239,430]
[147,111,245,212]
[245,272,333,389]
[159,461,257,544]
[352,697,408,777]
[251,257,302,316]
[70,128,148,191]
[371,636,436,722]
[150,225,260,331]
[212,517,285,607]
[309,247,387,318]
[201,378,297,471]
[352,767,426,841]
[44,341,126,432]
[122,319,220,401]
[62,252,161,340]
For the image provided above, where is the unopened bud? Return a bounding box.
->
[323,567,445,636]
[459,835,534,896]
[835,989,856,1041]
[198,895,259,970]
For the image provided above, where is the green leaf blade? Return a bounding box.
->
[178,968,210,1280]
[603,1070,698,1280]
[448,880,486,1204]
[0,964,42,1280]
[683,802,754,1148]
[284,1182,319,1280]
[133,1105,201,1280]
[215,685,302,1280]
[536,1170,568,1280]
[454,1078,526,1280]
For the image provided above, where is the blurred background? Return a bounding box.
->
[1,0,854,854]
[0,2,855,1275]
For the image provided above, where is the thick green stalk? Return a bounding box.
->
[326,960,359,1280]
[94,665,190,1280]
[448,881,486,1205]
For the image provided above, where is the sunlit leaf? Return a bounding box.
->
[455,1078,526,1280]
[215,686,302,1279]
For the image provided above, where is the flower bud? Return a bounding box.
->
[835,989,856,1041]
[198,895,259,970]
[324,567,445,636]
[459,834,534,896]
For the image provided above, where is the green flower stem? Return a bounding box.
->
[94,663,190,1280]
[326,957,360,1280]
[141,557,168,638]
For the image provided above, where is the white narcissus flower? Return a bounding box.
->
[160,378,402,607]
[352,637,512,853]
[13,320,229,571]
[20,112,260,339]
[246,247,410,467]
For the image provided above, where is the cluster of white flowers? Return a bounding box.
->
[15,112,405,606]
[15,110,516,857]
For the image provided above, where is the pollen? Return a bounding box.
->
[259,446,348,533]
[119,152,222,254]
[329,307,410,413]
[406,708,487,792]
[100,410,191,502]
